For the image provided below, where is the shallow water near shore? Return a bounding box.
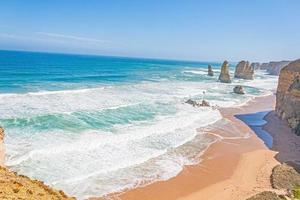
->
[0,50,278,198]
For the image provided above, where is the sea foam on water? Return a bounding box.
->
[0,52,278,199]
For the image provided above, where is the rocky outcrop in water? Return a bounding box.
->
[218,60,231,83]
[259,61,290,75]
[200,100,210,107]
[233,85,245,94]
[276,59,300,135]
[208,65,214,76]
[234,61,254,79]
[185,99,210,107]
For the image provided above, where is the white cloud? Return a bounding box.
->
[36,32,110,44]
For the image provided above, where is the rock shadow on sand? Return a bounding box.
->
[235,111,273,149]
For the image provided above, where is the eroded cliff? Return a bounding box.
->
[275,59,300,135]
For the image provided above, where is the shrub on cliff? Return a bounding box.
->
[293,186,300,199]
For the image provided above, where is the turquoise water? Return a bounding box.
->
[0,50,278,199]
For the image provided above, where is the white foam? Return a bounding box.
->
[182,70,207,75]
[5,105,221,199]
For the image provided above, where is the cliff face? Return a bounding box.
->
[259,61,290,75]
[0,127,75,199]
[234,61,254,79]
[218,60,231,83]
[276,59,300,135]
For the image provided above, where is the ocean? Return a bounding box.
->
[0,50,278,199]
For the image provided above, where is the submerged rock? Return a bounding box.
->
[199,100,210,107]
[234,60,254,79]
[185,99,198,107]
[218,60,231,83]
[233,85,245,94]
[276,59,300,135]
[208,65,214,76]
[185,99,210,107]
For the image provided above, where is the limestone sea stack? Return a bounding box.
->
[208,65,214,76]
[234,61,254,79]
[275,59,300,135]
[218,60,231,83]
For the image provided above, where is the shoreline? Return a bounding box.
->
[100,94,281,200]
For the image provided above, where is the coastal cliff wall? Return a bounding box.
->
[0,127,75,199]
[259,61,290,75]
[276,59,300,135]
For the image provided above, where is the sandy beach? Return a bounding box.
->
[99,94,289,200]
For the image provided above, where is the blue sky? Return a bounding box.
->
[0,0,299,62]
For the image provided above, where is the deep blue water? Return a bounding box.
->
[0,50,222,93]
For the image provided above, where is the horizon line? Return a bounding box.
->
[0,48,286,64]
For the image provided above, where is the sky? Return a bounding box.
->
[0,0,299,62]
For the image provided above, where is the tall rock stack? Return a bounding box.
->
[234,61,254,79]
[275,59,300,135]
[218,60,231,83]
[208,65,214,76]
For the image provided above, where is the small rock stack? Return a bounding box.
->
[233,85,245,94]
